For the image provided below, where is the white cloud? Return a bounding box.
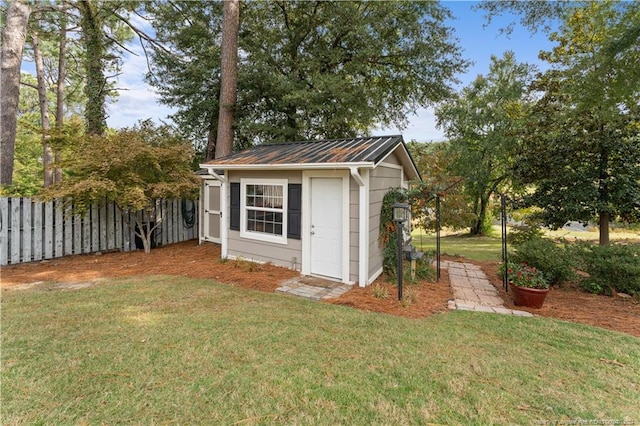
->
[107,38,177,129]
[375,107,446,143]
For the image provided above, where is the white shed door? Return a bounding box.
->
[310,178,342,279]
[203,180,221,243]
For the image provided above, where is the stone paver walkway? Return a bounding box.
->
[441,260,534,317]
[276,276,351,301]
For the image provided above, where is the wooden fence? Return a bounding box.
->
[0,197,199,266]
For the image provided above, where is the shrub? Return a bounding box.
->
[372,283,389,299]
[406,256,436,283]
[400,288,416,307]
[570,243,640,296]
[510,237,576,285]
[508,224,545,245]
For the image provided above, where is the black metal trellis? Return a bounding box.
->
[436,194,441,281]
[418,179,511,288]
[500,193,509,292]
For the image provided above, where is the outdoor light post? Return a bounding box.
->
[393,203,409,301]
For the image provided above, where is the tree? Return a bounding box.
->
[146,1,223,160]
[148,1,468,150]
[406,141,474,232]
[77,0,109,135]
[31,30,54,187]
[41,120,200,253]
[514,2,640,245]
[215,0,239,159]
[1,0,31,187]
[436,52,534,235]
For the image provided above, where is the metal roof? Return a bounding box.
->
[202,134,414,167]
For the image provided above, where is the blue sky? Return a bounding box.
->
[101,1,556,142]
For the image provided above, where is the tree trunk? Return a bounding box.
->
[55,9,67,183]
[205,115,217,161]
[32,32,54,188]
[215,0,239,159]
[0,0,31,187]
[78,0,107,136]
[599,212,610,246]
[471,195,489,236]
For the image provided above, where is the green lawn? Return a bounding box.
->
[412,226,640,262]
[2,276,639,424]
[412,229,503,261]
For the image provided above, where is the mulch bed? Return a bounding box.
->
[2,241,638,337]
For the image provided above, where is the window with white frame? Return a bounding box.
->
[240,179,288,244]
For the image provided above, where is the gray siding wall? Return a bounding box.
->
[369,154,403,278]
[227,170,303,271]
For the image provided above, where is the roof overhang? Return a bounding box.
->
[199,161,375,172]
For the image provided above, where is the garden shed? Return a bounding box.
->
[199,135,420,287]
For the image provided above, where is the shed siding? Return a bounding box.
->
[226,170,303,270]
[227,230,302,270]
[369,153,404,278]
[380,152,401,166]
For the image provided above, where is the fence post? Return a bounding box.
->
[22,198,32,263]
[1,198,9,265]
[64,202,73,255]
[74,208,82,255]
[54,199,64,258]
[44,201,54,259]
[11,197,21,264]
[33,199,43,261]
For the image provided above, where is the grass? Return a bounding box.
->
[2,276,639,424]
[412,228,503,261]
[412,226,640,262]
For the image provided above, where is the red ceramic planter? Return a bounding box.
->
[509,282,549,309]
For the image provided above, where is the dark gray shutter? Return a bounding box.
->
[287,184,302,239]
[230,182,240,231]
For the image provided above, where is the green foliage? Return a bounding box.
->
[570,243,640,296]
[145,1,224,156]
[513,2,640,244]
[148,1,468,149]
[41,120,200,252]
[510,237,576,285]
[507,224,545,245]
[435,52,534,235]
[379,188,408,277]
[405,257,437,284]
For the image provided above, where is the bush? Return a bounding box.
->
[510,237,576,285]
[570,243,640,296]
[508,224,545,245]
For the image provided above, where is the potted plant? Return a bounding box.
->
[504,262,550,308]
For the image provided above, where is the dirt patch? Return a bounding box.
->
[2,242,639,337]
[328,269,452,319]
[0,241,299,292]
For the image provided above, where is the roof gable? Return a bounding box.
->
[200,135,420,180]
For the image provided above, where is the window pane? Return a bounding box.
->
[244,183,285,238]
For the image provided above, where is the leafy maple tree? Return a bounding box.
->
[41,120,200,253]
